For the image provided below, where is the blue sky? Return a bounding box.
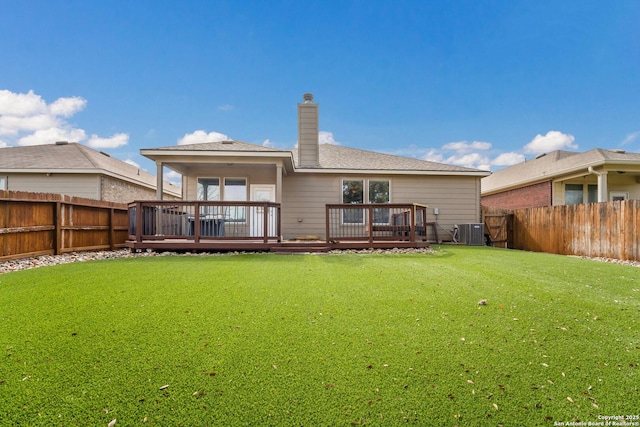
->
[1,0,639,177]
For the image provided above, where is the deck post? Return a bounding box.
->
[276,205,282,242]
[409,204,416,243]
[263,202,269,243]
[135,202,143,243]
[367,205,374,244]
[325,205,330,243]
[193,202,200,243]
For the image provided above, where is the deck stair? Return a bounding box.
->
[270,241,331,254]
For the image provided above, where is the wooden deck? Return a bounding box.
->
[125,238,431,253]
[126,201,434,253]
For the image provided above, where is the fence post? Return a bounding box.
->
[54,201,62,255]
[109,207,115,250]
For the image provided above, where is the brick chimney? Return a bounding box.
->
[297,93,319,167]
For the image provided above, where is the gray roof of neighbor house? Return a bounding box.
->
[143,140,490,176]
[0,142,181,195]
[482,148,640,194]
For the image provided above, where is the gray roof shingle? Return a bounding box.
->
[299,144,487,172]
[0,142,180,193]
[482,148,640,194]
[142,140,488,174]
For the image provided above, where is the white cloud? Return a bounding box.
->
[446,152,491,169]
[523,130,576,155]
[319,131,340,145]
[491,152,525,166]
[18,127,87,146]
[262,139,272,147]
[178,130,229,145]
[0,139,7,148]
[621,131,640,146]
[442,140,492,152]
[87,133,129,149]
[0,89,126,150]
[421,149,445,163]
[0,114,58,135]
[0,89,48,116]
[49,96,87,117]
[218,104,234,111]
[124,159,140,168]
[165,170,182,186]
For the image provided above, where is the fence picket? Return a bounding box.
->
[0,190,128,260]
[483,200,640,261]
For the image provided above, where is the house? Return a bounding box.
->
[481,149,640,209]
[0,141,181,203]
[131,94,489,249]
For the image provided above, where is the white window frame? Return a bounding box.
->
[610,191,629,202]
[369,179,391,225]
[0,176,6,191]
[224,177,248,223]
[341,178,391,225]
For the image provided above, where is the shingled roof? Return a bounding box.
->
[0,142,180,194]
[293,144,486,173]
[482,148,640,194]
[142,140,489,175]
[145,140,284,152]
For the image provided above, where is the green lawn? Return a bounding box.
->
[0,246,638,426]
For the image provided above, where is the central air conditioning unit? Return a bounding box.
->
[458,223,484,246]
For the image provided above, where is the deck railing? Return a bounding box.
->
[128,201,281,243]
[325,203,432,243]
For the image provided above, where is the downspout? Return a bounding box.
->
[587,166,608,202]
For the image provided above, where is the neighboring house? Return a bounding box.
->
[0,142,181,203]
[481,149,640,209]
[139,93,489,241]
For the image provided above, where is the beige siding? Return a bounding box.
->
[282,174,338,239]
[6,173,100,199]
[297,103,319,167]
[281,173,482,240]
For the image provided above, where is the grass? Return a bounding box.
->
[0,246,638,426]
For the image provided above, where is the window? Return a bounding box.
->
[565,184,583,205]
[587,185,598,203]
[224,178,247,222]
[369,180,390,224]
[341,179,391,224]
[0,176,6,191]
[342,179,364,223]
[197,178,219,201]
[610,191,629,202]
[197,178,220,217]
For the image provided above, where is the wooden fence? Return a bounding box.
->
[1,190,129,261]
[482,200,640,260]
